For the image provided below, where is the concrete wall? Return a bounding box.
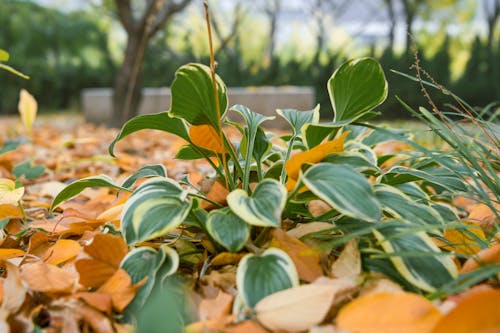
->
[81,86,315,129]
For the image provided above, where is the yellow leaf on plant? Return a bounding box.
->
[337,292,442,333]
[43,239,81,265]
[189,124,226,153]
[432,289,500,333]
[18,89,38,135]
[285,131,348,191]
[0,178,24,205]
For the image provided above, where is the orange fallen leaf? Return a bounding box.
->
[26,231,50,257]
[20,260,77,293]
[270,228,323,282]
[210,252,245,266]
[198,289,233,321]
[467,203,500,231]
[200,180,229,210]
[98,268,144,312]
[76,233,129,288]
[432,289,500,333]
[460,243,500,274]
[285,131,348,191]
[0,204,23,219]
[1,261,27,313]
[73,292,113,314]
[442,222,486,256]
[337,292,442,333]
[189,124,227,154]
[43,239,81,265]
[0,248,25,260]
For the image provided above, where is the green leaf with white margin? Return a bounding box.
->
[51,175,128,211]
[301,163,382,221]
[227,179,287,227]
[0,49,9,62]
[237,248,299,308]
[121,177,192,245]
[302,123,341,149]
[382,166,468,192]
[206,208,250,253]
[277,106,319,136]
[170,63,227,130]
[175,144,215,160]
[121,245,179,311]
[121,164,167,189]
[109,112,189,157]
[328,57,387,124]
[324,152,380,175]
[373,224,458,292]
[374,184,444,226]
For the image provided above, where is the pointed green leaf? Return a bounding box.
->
[382,166,468,192]
[121,177,191,244]
[227,179,287,227]
[277,106,319,136]
[301,163,381,221]
[206,208,250,252]
[174,144,215,160]
[373,225,458,292]
[237,248,299,308]
[109,112,189,157]
[170,63,227,130]
[0,141,19,156]
[0,63,29,79]
[302,123,341,149]
[122,164,167,189]
[51,175,128,211]
[328,57,387,123]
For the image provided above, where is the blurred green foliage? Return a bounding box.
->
[0,0,498,118]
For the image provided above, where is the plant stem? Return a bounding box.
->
[18,201,27,224]
[279,135,296,184]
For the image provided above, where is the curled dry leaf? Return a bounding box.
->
[270,228,323,282]
[20,260,78,293]
[43,239,81,265]
[460,242,500,274]
[336,292,442,333]
[97,268,144,313]
[331,239,361,279]
[75,233,128,288]
[255,279,357,332]
[432,289,500,333]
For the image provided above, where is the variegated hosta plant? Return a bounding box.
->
[52,57,472,315]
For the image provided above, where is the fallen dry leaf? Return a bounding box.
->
[1,261,27,313]
[432,289,500,333]
[0,249,25,261]
[20,260,78,293]
[270,228,323,282]
[467,203,500,231]
[336,292,442,333]
[224,320,269,333]
[198,289,233,321]
[331,239,361,279]
[210,252,245,266]
[97,268,143,312]
[442,222,486,256]
[256,279,357,332]
[43,239,81,265]
[73,292,113,314]
[460,242,500,274]
[0,204,23,219]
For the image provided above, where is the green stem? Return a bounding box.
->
[18,201,27,224]
[187,193,224,209]
[242,132,256,192]
[222,134,243,185]
[192,145,225,181]
[254,227,270,246]
[279,135,296,184]
[256,160,264,181]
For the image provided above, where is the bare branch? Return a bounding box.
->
[148,0,193,37]
[115,0,135,34]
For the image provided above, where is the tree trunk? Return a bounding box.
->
[109,34,146,128]
[384,0,396,52]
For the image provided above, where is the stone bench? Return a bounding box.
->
[81,86,315,129]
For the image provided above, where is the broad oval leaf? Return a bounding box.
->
[18,89,37,135]
[109,112,189,157]
[170,63,227,130]
[121,164,167,189]
[373,225,458,292]
[121,177,191,245]
[329,57,387,123]
[0,178,24,205]
[206,208,250,253]
[189,124,226,153]
[0,49,9,62]
[227,179,287,227]
[337,292,442,333]
[301,163,382,221]
[237,248,299,308]
[51,175,128,211]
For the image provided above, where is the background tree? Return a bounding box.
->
[111,0,192,127]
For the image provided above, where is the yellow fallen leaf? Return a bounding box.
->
[0,178,24,205]
[18,89,38,135]
[285,132,348,191]
[442,222,486,255]
[432,289,500,333]
[20,261,77,293]
[0,248,25,261]
[337,292,442,333]
[0,204,23,219]
[189,124,226,153]
[43,239,81,265]
[256,279,356,332]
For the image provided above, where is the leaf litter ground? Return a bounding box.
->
[0,114,499,333]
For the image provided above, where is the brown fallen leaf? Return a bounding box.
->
[255,279,357,332]
[0,204,23,219]
[210,252,245,266]
[336,292,442,333]
[467,203,500,231]
[73,292,113,314]
[270,228,323,282]
[20,260,77,293]
[43,239,81,265]
[97,268,144,312]
[432,289,500,333]
[198,289,233,322]
[75,233,128,288]
[200,180,229,210]
[359,278,403,297]
[460,242,500,274]
[26,231,50,257]
[1,261,27,313]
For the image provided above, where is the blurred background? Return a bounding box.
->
[0,0,498,122]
